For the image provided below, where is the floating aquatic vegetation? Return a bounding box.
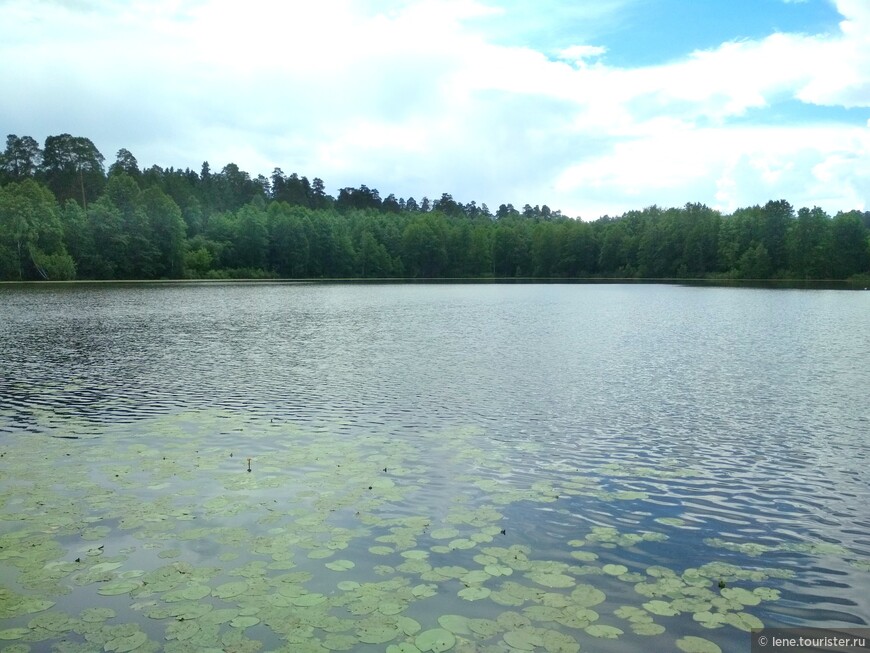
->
[677,635,723,653]
[0,411,837,653]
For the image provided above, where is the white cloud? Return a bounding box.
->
[556,44,607,67]
[1,0,868,217]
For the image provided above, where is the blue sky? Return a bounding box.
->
[1,0,868,218]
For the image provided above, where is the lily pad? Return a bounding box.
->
[468,618,499,637]
[0,629,29,640]
[325,559,355,571]
[415,628,456,652]
[458,586,491,601]
[676,636,722,653]
[81,607,117,623]
[725,612,764,631]
[230,616,261,629]
[721,587,761,606]
[504,629,543,650]
[181,585,211,601]
[97,580,141,596]
[526,572,575,588]
[643,600,679,616]
[585,624,623,639]
[570,584,606,607]
[632,622,666,636]
[104,630,149,652]
[212,581,248,599]
[437,615,470,635]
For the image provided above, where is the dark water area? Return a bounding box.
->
[0,282,868,652]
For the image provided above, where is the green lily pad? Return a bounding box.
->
[387,644,423,653]
[27,611,74,632]
[753,587,781,601]
[725,612,764,631]
[676,636,722,653]
[337,581,361,591]
[398,616,422,636]
[358,622,400,644]
[570,584,606,607]
[97,580,141,596]
[541,629,580,653]
[369,546,394,555]
[693,611,727,629]
[503,629,543,650]
[602,564,628,576]
[104,630,149,652]
[81,607,117,623]
[322,634,357,650]
[632,622,666,636]
[526,572,575,588]
[379,602,406,615]
[325,559,355,571]
[460,570,491,584]
[181,585,211,601]
[0,629,29,641]
[484,563,514,576]
[415,628,456,652]
[230,616,260,628]
[468,618,499,637]
[655,517,687,527]
[291,593,327,607]
[437,615,470,634]
[643,600,679,616]
[212,581,248,599]
[585,624,623,639]
[458,586,491,601]
[721,587,761,606]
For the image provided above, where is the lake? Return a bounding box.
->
[0,282,868,653]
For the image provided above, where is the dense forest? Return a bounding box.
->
[1,133,869,282]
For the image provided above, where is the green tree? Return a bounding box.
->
[234,203,269,271]
[141,186,185,277]
[737,241,772,279]
[830,212,870,278]
[102,174,157,278]
[760,199,793,275]
[108,148,141,180]
[556,221,597,277]
[267,202,310,277]
[467,225,493,275]
[1,134,42,181]
[183,241,213,278]
[79,197,125,278]
[40,133,105,207]
[402,215,448,277]
[0,179,74,280]
[718,206,763,276]
[357,229,393,277]
[492,226,526,277]
[531,223,559,277]
[787,207,831,278]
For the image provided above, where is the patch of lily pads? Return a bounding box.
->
[0,410,862,653]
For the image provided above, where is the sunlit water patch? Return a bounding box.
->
[1,282,869,652]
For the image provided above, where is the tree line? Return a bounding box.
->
[1,133,869,282]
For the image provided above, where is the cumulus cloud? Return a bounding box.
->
[0,0,868,216]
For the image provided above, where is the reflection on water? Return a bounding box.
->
[0,282,868,652]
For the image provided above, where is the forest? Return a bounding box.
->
[1,133,869,282]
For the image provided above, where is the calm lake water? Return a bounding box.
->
[0,282,868,653]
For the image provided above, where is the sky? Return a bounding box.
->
[1,0,869,219]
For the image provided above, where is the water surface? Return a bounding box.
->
[0,282,868,652]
